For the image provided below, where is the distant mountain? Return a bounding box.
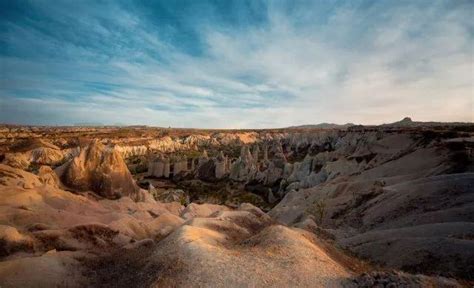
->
[386,117,414,126]
[285,123,355,129]
[380,117,473,127]
[285,117,473,130]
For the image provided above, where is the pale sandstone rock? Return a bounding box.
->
[60,141,141,201]
[2,153,30,170]
[148,155,165,177]
[30,147,65,166]
[38,166,60,188]
[215,151,227,179]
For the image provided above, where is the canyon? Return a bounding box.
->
[0,119,473,287]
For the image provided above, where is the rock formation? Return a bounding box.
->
[194,150,230,181]
[252,144,259,162]
[2,153,30,170]
[60,141,141,201]
[149,185,189,204]
[229,142,289,187]
[196,157,216,181]
[163,158,170,178]
[148,155,188,179]
[263,143,269,162]
[214,151,227,179]
[38,166,60,188]
[270,133,474,280]
[198,150,208,167]
[0,164,183,287]
[172,157,187,176]
[148,155,165,177]
[229,146,258,181]
[30,147,65,166]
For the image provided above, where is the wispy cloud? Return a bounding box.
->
[0,0,472,128]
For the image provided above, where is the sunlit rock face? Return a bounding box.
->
[2,152,30,170]
[30,147,65,166]
[38,165,60,188]
[60,141,141,201]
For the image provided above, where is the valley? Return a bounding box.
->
[0,119,473,287]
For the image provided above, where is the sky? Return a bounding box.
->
[0,0,473,128]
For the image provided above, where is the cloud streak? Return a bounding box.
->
[0,0,472,128]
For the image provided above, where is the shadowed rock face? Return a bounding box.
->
[196,159,216,181]
[61,141,140,200]
[270,134,474,280]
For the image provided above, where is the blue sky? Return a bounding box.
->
[0,0,472,128]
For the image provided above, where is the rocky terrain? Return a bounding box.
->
[0,119,473,287]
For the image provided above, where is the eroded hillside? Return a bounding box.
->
[0,123,472,287]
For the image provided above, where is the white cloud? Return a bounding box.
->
[1,1,472,127]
